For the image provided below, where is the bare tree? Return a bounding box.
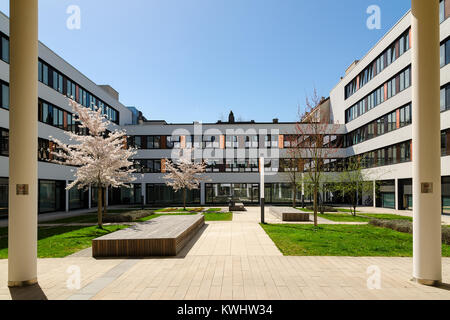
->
[163,159,207,209]
[294,90,342,226]
[283,142,304,208]
[51,99,137,228]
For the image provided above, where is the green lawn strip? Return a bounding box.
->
[205,208,222,212]
[203,212,233,221]
[360,214,413,221]
[317,213,413,223]
[318,213,369,222]
[261,224,450,257]
[137,212,232,222]
[43,210,156,224]
[44,214,99,224]
[0,225,128,259]
[155,207,205,213]
[336,208,360,213]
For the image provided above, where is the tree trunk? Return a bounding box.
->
[97,186,103,229]
[313,185,318,227]
[183,188,187,210]
[103,187,107,217]
[292,185,297,208]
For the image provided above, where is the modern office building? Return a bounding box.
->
[0,3,449,215]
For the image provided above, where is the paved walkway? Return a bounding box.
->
[1,207,450,300]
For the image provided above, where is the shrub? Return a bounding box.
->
[103,210,153,223]
[443,227,450,245]
[370,219,450,245]
[369,219,412,233]
[306,206,338,213]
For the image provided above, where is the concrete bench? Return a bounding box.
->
[92,214,205,257]
[229,202,246,212]
[270,207,310,222]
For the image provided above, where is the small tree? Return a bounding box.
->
[334,156,372,216]
[280,152,303,208]
[51,99,137,228]
[294,90,341,226]
[163,158,207,209]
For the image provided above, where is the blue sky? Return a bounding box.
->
[0,0,411,123]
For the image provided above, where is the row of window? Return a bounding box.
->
[38,59,119,124]
[345,66,411,123]
[134,159,162,173]
[0,128,66,163]
[128,135,280,149]
[38,99,88,135]
[345,29,410,99]
[345,104,412,147]
[0,32,120,124]
[128,134,345,150]
[283,134,344,149]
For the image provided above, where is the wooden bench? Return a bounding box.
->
[270,207,310,222]
[92,214,205,258]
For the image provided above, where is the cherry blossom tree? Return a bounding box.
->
[163,158,207,210]
[51,99,137,228]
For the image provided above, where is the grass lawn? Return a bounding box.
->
[317,213,413,222]
[261,224,450,257]
[360,214,413,221]
[137,212,233,222]
[0,225,128,259]
[203,212,233,221]
[336,208,359,213]
[318,213,369,222]
[154,207,205,213]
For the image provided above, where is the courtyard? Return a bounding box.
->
[0,206,449,300]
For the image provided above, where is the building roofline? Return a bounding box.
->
[331,9,412,91]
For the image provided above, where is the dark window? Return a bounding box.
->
[1,82,8,110]
[0,33,9,63]
[0,128,8,156]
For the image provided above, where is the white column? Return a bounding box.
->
[65,180,69,212]
[88,185,92,209]
[394,179,399,211]
[8,0,39,287]
[412,0,442,286]
[200,182,206,205]
[141,183,146,205]
[373,180,377,208]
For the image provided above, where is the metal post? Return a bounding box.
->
[260,157,265,224]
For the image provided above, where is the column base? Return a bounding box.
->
[8,278,38,288]
[411,277,442,287]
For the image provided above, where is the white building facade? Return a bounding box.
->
[0,4,449,215]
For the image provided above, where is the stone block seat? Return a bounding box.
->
[229,200,246,212]
[92,214,205,257]
[270,207,310,222]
